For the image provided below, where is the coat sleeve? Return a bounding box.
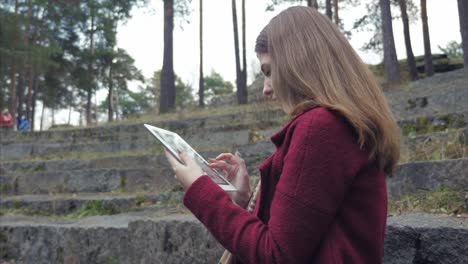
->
[183,110,361,263]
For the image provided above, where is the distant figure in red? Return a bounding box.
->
[0,109,13,129]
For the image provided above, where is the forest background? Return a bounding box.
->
[0,0,465,130]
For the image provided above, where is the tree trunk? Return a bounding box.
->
[68,105,72,125]
[79,104,83,126]
[232,0,247,104]
[31,74,38,131]
[307,0,318,9]
[311,0,318,9]
[16,66,25,121]
[40,104,45,131]
[380,0,401,84]
[8,0,20,129]
[399,0,418,81]
[198,0,204,107]
[107,62,114,122]
[421,0,434,76]
[26,1,34,124]
[333,0,339,25]
[0,87,3,112]
[232,0,241,102]
[458,0,468,66]
[51,106,55,126]
[115,86,120,121]
[160,0,176,113]
[9,64,17,127]
[87,7,95,125]
[326,0,332,20]
[240,0,247,104]
[86,83,92,124]
[94,92,98,123]
[18,1,33,120]
[26,67,34,122]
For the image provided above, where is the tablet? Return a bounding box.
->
[144,124,237,192]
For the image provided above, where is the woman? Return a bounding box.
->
[165,6,400,263]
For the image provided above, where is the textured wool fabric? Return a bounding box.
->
[183,107,388,264]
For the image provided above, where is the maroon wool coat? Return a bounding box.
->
[183,107,388,263]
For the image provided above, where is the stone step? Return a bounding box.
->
[2,125,466,178]
[0,168,177,195]
[0,150,259,176]
[0,154,171,174]
[2,108,465,146]
[1,153,465,202]
[0,127,256,161]
[1,108,466,161]
[383,214,468,264]
[0,192,184,216]
[0,107,286,144]
[387,158,468,199]
[0,174,261,215]
[0,213,466,263]
[386,68,468,118]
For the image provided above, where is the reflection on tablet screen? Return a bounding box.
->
[144,124,235,190]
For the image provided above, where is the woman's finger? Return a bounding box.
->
[208,159,227,165]
[208,161,231,171]
[179,152,197,167]
[215,153,238,163]
[165,148,183,171]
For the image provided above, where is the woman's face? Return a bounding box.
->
[257,53,275,99]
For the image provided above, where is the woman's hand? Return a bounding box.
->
[208,152,252,208]
[165,149,204,190]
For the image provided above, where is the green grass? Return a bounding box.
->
[389,187,467,216]
[2,142,232,163]
[65,200,119,219]
[401,114,466,137]
[400,128,467,163]
[3,146,164,162]
[48,101,280,131]
[0,190,189,219]
[31,163,46,172]
[0,207,36,217]
[0,183,11,194]
[0,200,116,219]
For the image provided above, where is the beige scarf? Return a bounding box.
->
[218,181,262,264]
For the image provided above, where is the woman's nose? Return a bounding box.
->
[263,83,273,97]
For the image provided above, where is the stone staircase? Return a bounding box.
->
[1,70,467,263]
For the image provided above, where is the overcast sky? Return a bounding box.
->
[42,0,461,128]
[116,0,461,87]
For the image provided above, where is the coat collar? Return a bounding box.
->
[270,106,319,148]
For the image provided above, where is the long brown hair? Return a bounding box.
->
[255,6,400,174]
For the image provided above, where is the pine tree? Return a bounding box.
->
[232,0,247,105]
[399,0,418,81]
[199,0,204,107]
[421,0,434,76]
[380,0,401,84]
[458,0,468,66]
